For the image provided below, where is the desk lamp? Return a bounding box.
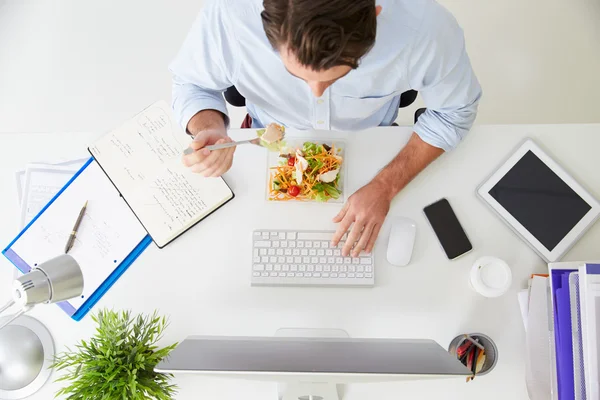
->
[0,254,84,399]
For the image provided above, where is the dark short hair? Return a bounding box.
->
[261,0,377,71]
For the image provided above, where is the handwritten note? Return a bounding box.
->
[89,101,232,247]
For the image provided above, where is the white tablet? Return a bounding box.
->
[478,139,600,262]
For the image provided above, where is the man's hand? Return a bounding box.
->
[331,181,391,257]
[182,109,235,177]
[331,133,444,256]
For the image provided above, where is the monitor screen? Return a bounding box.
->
[156,337,470,376]
[489,150,591,251]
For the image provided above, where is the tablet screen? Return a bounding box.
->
[489,150,591,251]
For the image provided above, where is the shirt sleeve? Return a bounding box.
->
[169,0,238,131]
[408,2,482,151]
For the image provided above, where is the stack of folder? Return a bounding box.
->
[548,261,600,400]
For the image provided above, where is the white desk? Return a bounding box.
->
[1,125,599,400]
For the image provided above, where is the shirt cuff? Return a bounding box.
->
[413,109,470,152]
[172,91,230,134]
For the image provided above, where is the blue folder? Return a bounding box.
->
[2,158,152,321]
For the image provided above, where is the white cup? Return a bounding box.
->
[470,256,512,297]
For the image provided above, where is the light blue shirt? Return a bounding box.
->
[170,0,482,151]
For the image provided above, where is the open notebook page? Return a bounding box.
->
[89,101,233,247]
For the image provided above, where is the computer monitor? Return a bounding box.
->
[155,334,471,400]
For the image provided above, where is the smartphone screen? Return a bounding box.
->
[423,198,473,260]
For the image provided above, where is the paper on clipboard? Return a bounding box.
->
[9,161,148,311]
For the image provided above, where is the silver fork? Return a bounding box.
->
[183,137,261,155]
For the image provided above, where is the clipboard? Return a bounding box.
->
[3,158,152,321]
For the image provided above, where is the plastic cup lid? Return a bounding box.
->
[471,256,512,297]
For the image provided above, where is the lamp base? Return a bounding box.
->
[0,315,54,399]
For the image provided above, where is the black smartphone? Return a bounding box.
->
[423,198,473,260]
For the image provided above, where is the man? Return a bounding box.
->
[170,0,481,258]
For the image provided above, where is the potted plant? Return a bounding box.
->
[51,309,178,399]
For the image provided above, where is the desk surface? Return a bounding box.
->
[1,125,599,400]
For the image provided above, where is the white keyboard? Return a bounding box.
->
[252,230,375,287]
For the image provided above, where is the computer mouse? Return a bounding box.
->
[386,217,417,267]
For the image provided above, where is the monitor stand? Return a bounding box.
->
[274,328,350,400]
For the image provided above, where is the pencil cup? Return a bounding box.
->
[448,333,498,376]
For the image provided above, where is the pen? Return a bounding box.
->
[64,200,88,253]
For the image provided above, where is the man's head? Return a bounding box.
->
[261,0,381,97]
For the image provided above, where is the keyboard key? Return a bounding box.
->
[287,232,297,240]
[348,273,355,278]
[305,273,312,277]
[291,265,298,271]
[286,256,293,263]
[279,232,286,240]
[344,257,351,264]
[268,249,275,255]
[287,273,295,277]
[299,265,306,271]
[336,257,344,264]
[254,241,271,248]
[316,265,323,272]
[311,257,319,263]
[270,272,278,277]
[357,273,364,278]
[313,273,321,278]
[324,265,331,272]
[273,241,280,248]
[339,273,347,278]
[365,273,373,278]
[349,265,356,272]
[319,257,327,264]
[297,273,304,277]
[341,265,348,272]
[261,256,269,263]
[321,242,329,249]
[285,249,292,256]
[366,266,372,272]
[253,264,265,271]
[277,249,284,256]
[254,232,262,237]
[352,258,360,265]
[332,265,339,272]
[307,265,314,272]
[297,241,305,248]
[278,272,286,277]
[282,265,290,271]
[253,257,261,263]
[356,265,364,272]
[262,232,269,239]
[278,256,285,263]
[298,232,334,241]
[331,273,338,278]
[254,272,261,277]
[313,241,321,248]
[303,257,311,263]
[301,249,308,256]
[266,264,273,271]
[261,272,269,277]
[289,241,296,248]
[281,241,288,248]
[317,249,325,256]
[293,249,300,256]
[326,249,333,256]
[360,258,372,264]
[294,256,302,263]
[270,232,278,236]
[322,273,330,278]
[328,257,335,264]
[334,249,341,256]
[254,249,259,257]
[306,242,313,248]
[275,265,282,271]
[309,249,317,256]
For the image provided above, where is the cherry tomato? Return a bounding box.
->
[287,185,300,197]
[288,157,296,166]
